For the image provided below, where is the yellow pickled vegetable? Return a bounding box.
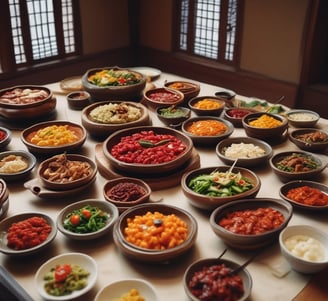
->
[249,114,282,128]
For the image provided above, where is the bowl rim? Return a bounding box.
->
[0,212,57,256]
[56,198,119,239]
[34,252,98,300]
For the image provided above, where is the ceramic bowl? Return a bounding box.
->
[0,150,36,181]
[223,107,255,127]
[181,116,234,146]
[279,225,328,274]
[95,279,159,301]
[0,179,9,220]
[181,166,261,211]
[0,127,12,149]
[102,126,194,176]
[81,100,150,139]
[216,137,273,167]
[103,177,151,212]
[183,257,252,301]
[279,180,328,211]
[164,80,200,103]
[286,109,320,128]
[210,198,293,250]
[38,153,97,191]
[188,96,225,116]
[56,199,119,240]
[269,151,327,182]
[289,128,328,152]
[143,87,185,109]
[35,252,98,300]
[0,85,56,120]
[0,212,57,256]
[242,112,288,141]
[21,120,87,155]
[66,90,91,110]
[156,105,191,126]
[82,67,147,101]
[113,203,198,263]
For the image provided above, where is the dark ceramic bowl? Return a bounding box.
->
[102,126,194,176]
[216,137,273,167]
[113,203,198,263]
[82,67,147,101]
[81,100,150,138]
[279,180,328,211]
[184,257,252,301]
[286,109,320,128]
[164,81,200,103]
[181,166,261,211]
[242,112,288,141]
[103,177,152,212]
[223,107,256,127]
[181,116,234,146]
[0,150,36,181]
[0,127,12,149]
[269,151,327,182]
[210,198,293,250]
[143,87,185,110]
[188,96,225,116]
[0,85,56,120]
[289,128,328,152]
[156,106,191,126]
[21,120,87,155]
[38,153,97,191]
[67,90,91,110]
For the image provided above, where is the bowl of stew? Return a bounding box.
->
[143,87,185,109]
[210,198,293,250]
[269,151,327,182]
[289,128,328,152]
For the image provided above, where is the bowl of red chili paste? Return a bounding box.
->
[0,212,57,256]
[102,126,194,176]
[0,127,11,149]
[209,198,293,250]
[143,87,184,110]
[103,177,151,212]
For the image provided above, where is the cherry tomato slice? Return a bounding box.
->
[70,214,80,226]
[81,209,91,220]
[54,264,72,282]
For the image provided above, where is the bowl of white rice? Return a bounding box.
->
[0,150,36,181]
[216,136,273,167]
[81,100,151,139]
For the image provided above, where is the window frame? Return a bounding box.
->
[0,0,82,74]
[173,0,244,67]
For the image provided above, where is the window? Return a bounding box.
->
[176,0,242,65]
[0,0,81,73]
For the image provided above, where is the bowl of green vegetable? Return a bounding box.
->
[56,199,119,240]
[156,105,191,126]
[181,166,261,211]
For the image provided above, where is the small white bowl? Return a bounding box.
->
[286,109,320,128]
[95,279,159,301]
[35,252,98,300]
[279,225,328,274]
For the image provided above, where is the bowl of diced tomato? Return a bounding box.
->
[0,212,57,256]
[102,126,194,176]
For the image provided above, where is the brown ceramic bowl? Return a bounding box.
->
[216,137,273,167]
[188,96,225,116]
[223,107,255,127]
[0,85,56,120]
[0,212,57,256]
[242,112,288,141]
[289,128,328,152]
[102,126,194,176]
[143,87,185,110]
[286,109,320,128]
[38,153,97,191]
[181,166,261,211]
[103,177,152,212]
[0,179,9,220]
[82,67,147,101]
[156,106,191,126]
[67,90,91,110]
[181,116,234,146]
[164,81,200,103]
[269,151,327,182]
[0,127,12,149]
[210,198,293,250]
[184,257,252,301]
[113,203,198,263]
[21,120,87,155]
[279,180,328,211]
[81,101,150,139]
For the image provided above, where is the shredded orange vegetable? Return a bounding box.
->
[248,114,282,128]
[186,119,227,136]
[193,98,223,110]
